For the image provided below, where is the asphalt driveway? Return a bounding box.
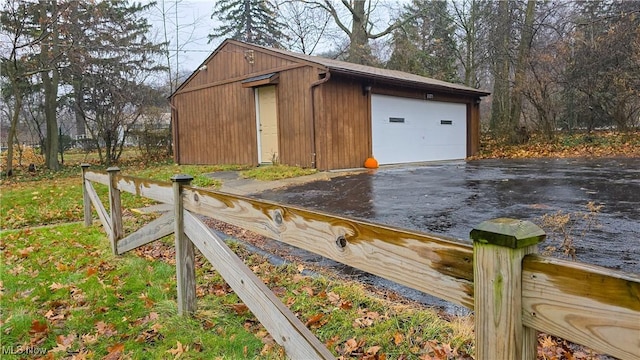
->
[257,158,640,275]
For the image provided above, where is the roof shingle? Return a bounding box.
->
[249,42,490,96]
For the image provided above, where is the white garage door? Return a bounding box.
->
[371,94,467,165]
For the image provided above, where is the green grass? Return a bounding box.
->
[240,165,316,181]
[0,224,276,359]
[125,163,251,188]
[1,223,474,359]
[0,178,155,230]
[0,158,251,230]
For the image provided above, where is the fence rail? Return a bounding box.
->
[81,165,640,360]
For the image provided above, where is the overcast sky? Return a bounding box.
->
[145,0,222,74]
[143,0,402,80]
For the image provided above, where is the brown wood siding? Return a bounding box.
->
[469,101,481,156]
[314,76,370,170]
[174,83,257,165]
[184,43,298,89]
[276,67,316,168]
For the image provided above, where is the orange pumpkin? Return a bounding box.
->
[364,157,379,169]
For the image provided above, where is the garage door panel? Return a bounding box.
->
[371,95,466,165]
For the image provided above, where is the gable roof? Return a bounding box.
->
[172,39,490,98]
[253,43,490,96]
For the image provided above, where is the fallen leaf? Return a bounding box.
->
[201,319,215,330]
[103,343,124,360]
[95,321,117,337]
[305,313,324,327]
[271,286,286,297]
[44,309,65,321]
[291,274,307,283]
[49,282,66,291]
[71,350,91,360]
[285,297,296,307]
[339,301,353,310]
[29,319,48,334]
[344,338,359,354]
[166,340,186,359]
[325,335,340,349]
[366,345,381,355]
[192,341,203,352]
[230,303,248,315]
[19,246,35,258]
[301,286,314,297]
[261,343,274,355]
[393,332,404,345]
[138,293,154,308]
[50,333,77,352]
[81,333,98,345]
[327,291,340,304]
[134,312,159,326]
[353,311,381,328]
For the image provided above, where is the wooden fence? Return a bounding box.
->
[81,165,640,360]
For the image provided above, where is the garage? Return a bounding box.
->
[171,39,489,170]
[371,94,467,165]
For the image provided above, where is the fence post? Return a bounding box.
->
[81,164,92,227]
[470,218,545,360]
[172,174,196,316]
[107,167,124,255]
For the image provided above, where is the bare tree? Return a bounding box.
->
[507,0,536,142]
[151,0,208,94]
[450,0,490,88]
[566,1,640,131]
[310,0,404,65]
[278,0,334,54]
[0,0,48,175]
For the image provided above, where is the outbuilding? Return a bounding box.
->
[170,39,489,170]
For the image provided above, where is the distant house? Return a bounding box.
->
[169,39,489,170]
[127,112,171,147]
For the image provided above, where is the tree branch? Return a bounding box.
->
[303,0,351,36]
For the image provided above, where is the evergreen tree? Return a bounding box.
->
[208,0,286,47]
[387,0,458,82]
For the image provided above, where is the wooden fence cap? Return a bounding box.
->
[171,174,194,182]
[470,218,545,249]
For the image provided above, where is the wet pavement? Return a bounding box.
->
[257,158,640,276]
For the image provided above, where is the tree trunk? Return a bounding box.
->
[489,0,511,135]
[5,91,23,177]
[508,0,536,143]
[463,4,475,87]
[41,0,60,171]
[348,0,371,65]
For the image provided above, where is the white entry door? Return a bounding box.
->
[371,94,467,165]
[255,86,279,163]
